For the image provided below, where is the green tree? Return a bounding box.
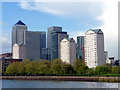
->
[25,61,38,75]
[61,63,74,74]
[112,66,119,74]
[17,59,31,75]
[6,62,19,75]
[50,59,62,74]
[86,68,95,75]
[95,65,110,75]
[73,59,88,74]
[73,59,82,70]
[118,65,120,74]
[104,64,112,73]
[17,62,26,75]
[36,60,51,75]
[78,64,88,74]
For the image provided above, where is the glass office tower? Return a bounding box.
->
[51,32,69,60]
[77,36,84,62]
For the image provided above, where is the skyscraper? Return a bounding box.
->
[12,20,46,60]
[51,32,69,60]
[84,29,105,68]
[60,38,76,65]
[76,36,85,63]
[12,20,27,47]
[25,31,46,60]
[47,26,62,49]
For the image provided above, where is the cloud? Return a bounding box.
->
[97,0,119,59]
[19,0,36,10]
[0,34,11,54]
[19,0,104,18]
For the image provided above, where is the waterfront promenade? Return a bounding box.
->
[1,76,120,82]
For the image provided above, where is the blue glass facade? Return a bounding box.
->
[76,36,84,60]
[40,32,46,59]
[47,26,62,49]
[51,33,58,60]
[51,32,68,60]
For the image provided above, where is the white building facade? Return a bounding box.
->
[104,51,111,64]
[60,38,76,65]
[84,29,105,68]
[13,43,26,60]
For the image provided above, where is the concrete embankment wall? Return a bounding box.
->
[1,76,120,82]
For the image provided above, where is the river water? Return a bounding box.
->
[1,80,119,88]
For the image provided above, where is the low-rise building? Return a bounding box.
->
[0,53,12,59]
[109,57,115,66]
[114,60,120,66]
[1,58,23,72]
[41,48,51,60]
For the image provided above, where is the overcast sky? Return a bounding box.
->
[1,0,119,59]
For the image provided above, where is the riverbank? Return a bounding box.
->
[1,76,120,83]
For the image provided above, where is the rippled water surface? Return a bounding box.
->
[2,80,119,88]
